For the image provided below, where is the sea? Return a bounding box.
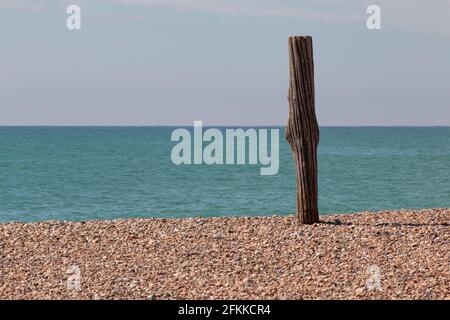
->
[0,126,449,223]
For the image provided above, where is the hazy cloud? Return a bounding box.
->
[0,0,40,10]
[116,0,450,35]
[112,0,361,22]
[3,0,450,35]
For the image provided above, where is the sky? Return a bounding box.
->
[1,0,449,126]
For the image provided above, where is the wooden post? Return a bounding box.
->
[286,36,320,224]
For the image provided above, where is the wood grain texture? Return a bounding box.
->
[286,36,320,224]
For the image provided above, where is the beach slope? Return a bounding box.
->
[0,208,448,299]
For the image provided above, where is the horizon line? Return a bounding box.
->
[1,124,450,128]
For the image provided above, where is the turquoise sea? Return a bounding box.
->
[0,126,449,223]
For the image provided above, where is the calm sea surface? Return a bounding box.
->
[0,127,449,223]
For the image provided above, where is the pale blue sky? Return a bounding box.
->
[1,0,449,125]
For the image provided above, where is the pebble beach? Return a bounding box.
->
[0,208,449,300]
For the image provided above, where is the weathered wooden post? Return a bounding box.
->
[286,36,320,224]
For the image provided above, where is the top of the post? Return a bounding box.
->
[288,36,312,40]
[288,36,313,44]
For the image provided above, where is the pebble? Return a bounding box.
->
[0,208,448,299]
